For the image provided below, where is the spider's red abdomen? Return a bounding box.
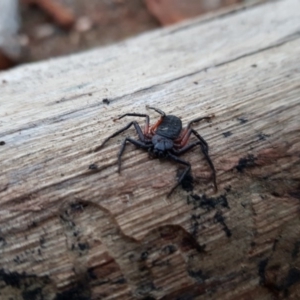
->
[155,115,182,140]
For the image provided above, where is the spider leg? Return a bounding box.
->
[94,121,145,152]
[146,105,166,117]
[172,130,217,191]
[167,152,191,197]
[186,116,212,129]
[146,106,166,135]
[174,128,193,148]
[118,137,151,173]
[149,118,164,135]
[117,113,150,135]
[191,129,209,154]
[190,129,216,190]
[174,128,208,152]
[174,116,211,144]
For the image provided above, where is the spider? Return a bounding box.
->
[94,106,217,197]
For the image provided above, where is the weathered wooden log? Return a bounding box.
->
[0,0,300,299]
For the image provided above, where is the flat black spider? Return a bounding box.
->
[95,106,217,197]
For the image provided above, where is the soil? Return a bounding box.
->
[20,0,160,63]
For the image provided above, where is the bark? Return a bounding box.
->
[0,0,300,299]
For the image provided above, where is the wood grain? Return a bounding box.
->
[0,0,300,299]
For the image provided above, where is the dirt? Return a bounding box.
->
[20,0,160,63]
[18,0,252,64]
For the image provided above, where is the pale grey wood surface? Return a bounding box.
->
[0,0,300,299]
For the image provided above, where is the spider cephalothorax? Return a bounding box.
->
[94,106,217,197]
